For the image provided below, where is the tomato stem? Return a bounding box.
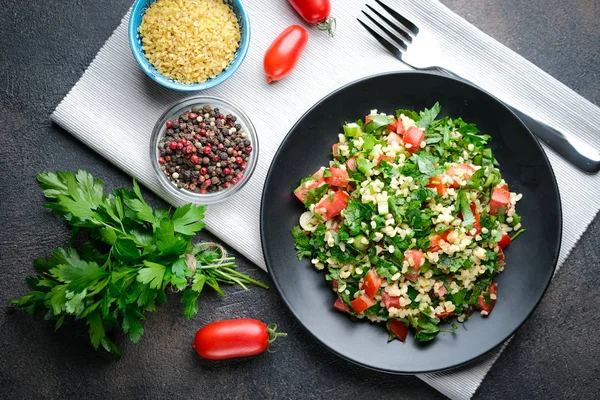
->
[266,323,287,351]
[317,16,337,38]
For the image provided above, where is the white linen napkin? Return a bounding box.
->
[52,0,600,398]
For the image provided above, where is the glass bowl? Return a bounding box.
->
[150,96,258,204]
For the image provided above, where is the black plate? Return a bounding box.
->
[260,72,562,374]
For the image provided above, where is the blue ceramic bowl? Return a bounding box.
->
[128,0,250,91]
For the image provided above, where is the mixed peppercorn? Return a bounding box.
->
[157,105,252,194]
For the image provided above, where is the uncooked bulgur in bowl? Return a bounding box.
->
[128,0,250,91]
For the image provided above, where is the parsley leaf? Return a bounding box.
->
[418,102,442,130]
[410,152,440,177]
[171,203,206,235]
[291,225,312,260]
[457,189,475,227]
[364,115,392,133]
[343,200,374,236]
[396,109,420,121]
[304,184,329,206]
[12,171,267,358]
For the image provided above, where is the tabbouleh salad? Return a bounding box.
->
[291,103,525,343]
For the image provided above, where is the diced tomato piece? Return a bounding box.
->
[333,297,350,313]
[396,118,405,135]
[293,169,326,203]
[500,184,509,191]
[365,115,372,124]
[346,157,357,172]
[435,311,455,318]
[351,294,376,314]
[314,190,350,221]
[381,292,402,309]
[387,117,398,132]
[361,268,383,299]
[375,154,395,166]
[498,233,511,250]
[477,282,498,314]
[472,213,482,235]
[387,132,403,146]
[332,142,346,159]
[331,279,338,291]
[497,248,505,261]
[490,186,510,215]
[387,319,409,342]
[437,283,447,298]
[403,126,424,153]
[426,175,446,195]
[404,250,423,271]
[403,249,423,281]
[428,230,452,252]
[324,167,350,188]
[447,163,476,188]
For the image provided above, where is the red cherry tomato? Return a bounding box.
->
[288,0,331,23]
[193,319,286,360]
[264,25,308,83]
[288,0,336,37]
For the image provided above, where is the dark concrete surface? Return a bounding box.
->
[0,0,598,399]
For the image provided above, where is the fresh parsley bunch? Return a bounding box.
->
[11,170,266,358]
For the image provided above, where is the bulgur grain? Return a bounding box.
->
[139,0,241,84]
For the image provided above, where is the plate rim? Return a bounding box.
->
[260,70,563,374]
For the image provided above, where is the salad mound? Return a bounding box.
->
[291,103,525,343]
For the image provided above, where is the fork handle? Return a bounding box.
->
[428,67,600,173]
[507,108,600,173]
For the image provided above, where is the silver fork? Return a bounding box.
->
[358,0,600,174]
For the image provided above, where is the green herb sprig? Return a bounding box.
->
[11,170,267,358]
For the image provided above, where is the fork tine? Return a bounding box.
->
[361,11,408,51]
[357,18,405,59]
[365,4,412,43]
[374,0,419,35]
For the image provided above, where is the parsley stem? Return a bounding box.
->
[196,262,237,270]
[222,267,269,289]
[210,269,249,290]
[510,228,526,242]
